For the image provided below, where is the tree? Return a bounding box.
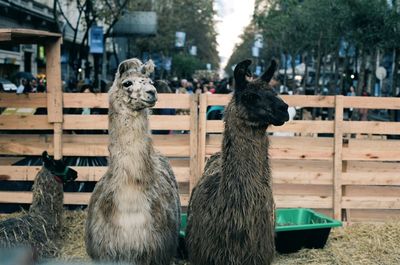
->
[230,0,400,97]
[130,0,220,78]
[53,0,128,85]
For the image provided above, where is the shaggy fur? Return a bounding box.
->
[85,58,181,265]
[186,59,289,265]
[0,152,77,260]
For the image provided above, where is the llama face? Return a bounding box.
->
[113,58,158,111]
[120,76,157,109]
[234,59,289,127]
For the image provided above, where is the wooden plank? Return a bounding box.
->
[271,137,333,160]
[63,93,108,108]
[0,135,53,155]
[0,157,20,165]
[342,196,400,209]
[343,186,400,197]
[0,115,52,129]
[0,93,47,107]
[344,209,400,222]
[63,142,189,157]
[280,95,335,108]
[273,184,332,196]
[53,122,62,159]
[272,160,333,185]
[275,195,332,209]
[0,31,11,41]
[342,172,400,185]
[346,161,400,172]
[198,94,208,175]
[63,93,191,109]
[45,38,63,123]
[343,121,400,135]
[333,95,344,220]
[273,171,332,185]
[206,120,334,133]
[343,96,400,109]
[155,94,191,109]
[0,28,61,44]
[206,95,335,108]
[206,136,334,160]
[343,139,400,161]
[0,165,189,183]
[0,191,190,206]
[189,94,199,192]
[343,148,400,161]
[62,115,191,130]
[271,159,333,171]
[0,134,191,157]
[206,94,231,106]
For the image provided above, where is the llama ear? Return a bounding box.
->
[234,59,252,90]
[118,60,130,76]
[260,60,277,83]
[141,60,155,76]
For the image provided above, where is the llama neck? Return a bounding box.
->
[29,168,63,227]
[221,103,270,184]
[108,106,155,184]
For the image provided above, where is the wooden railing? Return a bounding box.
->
[0,93,399,222]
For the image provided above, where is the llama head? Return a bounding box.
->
[233,59,289,127]
[111,58,157,111]
[41,151,77,184]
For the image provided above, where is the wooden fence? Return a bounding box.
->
[0,93,399,223]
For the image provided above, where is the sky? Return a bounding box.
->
[215,0,255,73]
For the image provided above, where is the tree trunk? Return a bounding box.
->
[368,48,378,95]
[357,47,366,96]
[315,32,322,94]
[302,52,308,89]
[291,53,296,82]
[321,52,327,94]
[333,44,340,95]
[283,53,288,89]
[391,47,399,97]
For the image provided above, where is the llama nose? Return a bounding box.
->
[145,89,157,102]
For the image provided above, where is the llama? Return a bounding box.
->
[0,151,77,260]
[85,58,181,264]
[186,59,289,265]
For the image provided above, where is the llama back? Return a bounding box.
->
[0,162,74,259]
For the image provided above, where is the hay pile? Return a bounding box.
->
[1,211,400,264]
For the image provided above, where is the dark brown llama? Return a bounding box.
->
[0,151,77,260]
[186,59,289,265]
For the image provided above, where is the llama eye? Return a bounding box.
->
[122,81,132,87]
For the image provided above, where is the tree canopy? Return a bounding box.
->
[227,0,400,95]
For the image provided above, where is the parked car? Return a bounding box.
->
[0,78,17,92]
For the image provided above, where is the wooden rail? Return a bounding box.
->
[0,93,400,222]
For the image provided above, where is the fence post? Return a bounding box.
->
[189,94,199,194]
[198,94,207,179]
[333,95,344,220]
[45,37,63,159]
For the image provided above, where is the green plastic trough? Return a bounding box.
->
[179,208,342,254]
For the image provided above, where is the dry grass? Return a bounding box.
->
[1,211,400,264]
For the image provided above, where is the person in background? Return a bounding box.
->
[81,85,94,115]
[346,85,356,120]
[16,78,26,94]
[152,80,176,135]
[176,79,188,94]
[359,90,370,121]
[30,78,38,93]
